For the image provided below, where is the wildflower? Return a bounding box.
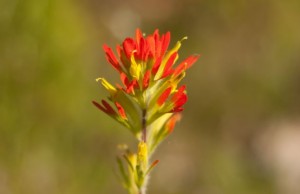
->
[93,28,199,194]
[94,28,199,135]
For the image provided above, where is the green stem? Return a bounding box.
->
[142,109,147,142]
[141,109,148,194]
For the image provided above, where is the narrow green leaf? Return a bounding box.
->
[123,154,134,172]
[145,160,159,176]
[116,157,129,187]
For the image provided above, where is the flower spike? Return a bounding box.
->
[93,28,199,194]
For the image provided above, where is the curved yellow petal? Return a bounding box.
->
[96,78,117,96]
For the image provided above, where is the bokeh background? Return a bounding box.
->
[1,0,300,193]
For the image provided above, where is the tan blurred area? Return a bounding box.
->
[1,0,300,193]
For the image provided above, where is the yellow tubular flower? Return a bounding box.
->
[96,78,117,96]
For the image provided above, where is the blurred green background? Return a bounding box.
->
[1,0,300,193]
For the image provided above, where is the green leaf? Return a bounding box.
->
[116,157,129,187]
[145,160,159,176]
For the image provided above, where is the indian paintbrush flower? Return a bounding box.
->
[93,28,199,194]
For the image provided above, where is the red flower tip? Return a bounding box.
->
[151,56,162,76]
[146,35,155,58]
[126,79,138,94]
[172,107,184,112]
[103,44,122,73]
[145,159,160,175]
[174,93,187,107]
[115,102,127,119]
[136,28,143,46]
[123,38,136,59]
[150,159,159,168]
[119,73,139,94]
[120,72,129,87]
[157,87,172,106]
[166,113,181,133]
[170,85,187,112]
[161,52,178,79]
[173,54,201,77]
[171,85,186,102]
[143,70,151,89]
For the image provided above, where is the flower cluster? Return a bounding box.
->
[93,28,199,194]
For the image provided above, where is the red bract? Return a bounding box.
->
[115,102,127,119]
[171,86,188,112]
[173,55,200,77]
[161,52,177,78]
[103,45,122,73]
[157,87,172,106]
[143,70,151,89]
[93,100,116,116]
[165,114,181,134]
[102,28,199,95]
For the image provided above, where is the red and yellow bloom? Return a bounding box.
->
[93,28,199,193]
[94,28,199,136]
